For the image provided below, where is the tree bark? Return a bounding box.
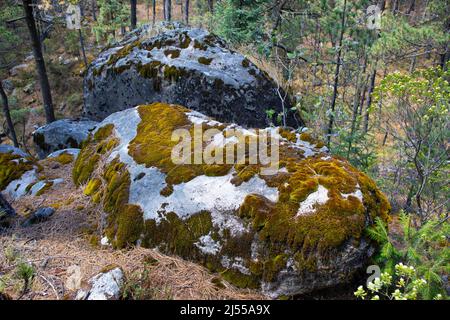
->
[22,0,55,124]
[363,63,377,133]
[184,0,189,24]
[152,0,156,25]
[0,81,19,148]
[79,29,88,68]
[92,0,97,21]
[130,0,137,30]
[207,0,214,13]
[164,0,172,21]
[326,0,347,146]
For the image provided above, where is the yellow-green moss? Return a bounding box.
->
[84,178,101,196]
[178,32,192,49]
[164,49,181,59]
[137,61,162,79]
[221,269,259,289]
[279,128,297,142]
[163,65,186,82]
[142,210,213,258]
[0,152,34,190]
[193,39,207,50]
[115,204,144,248]
[53,153,74,165]
[73,124,118,186]
[198,57,213,65]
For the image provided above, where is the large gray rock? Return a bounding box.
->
[83,23,301,128]
[74,103,390,297]
[32,119,97,158]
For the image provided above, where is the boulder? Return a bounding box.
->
[83,23,301,128]
[73,102,390,297]
[32,119,97,159]
[1,79,14,94]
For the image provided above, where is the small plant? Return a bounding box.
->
[354,263,444,300]
[14,262,35,295]
[366,211,449,299]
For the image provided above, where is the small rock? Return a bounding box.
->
[76,267,124,300]
[65,265,82,291]
[10,63,29,76]
[23,82,35,94]
[22,207,55,227]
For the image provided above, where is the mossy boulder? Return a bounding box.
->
[74,102,390,297]
[33,119,97,159]
[83,22,301,128]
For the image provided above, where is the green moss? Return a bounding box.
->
[279,128,297,142]
[106,40,141,67]
[164,49,180,59]
[115,204,144,248]
[160,184,173,197]
[198,57,213,65]
[178,32,192,49]
[193,39,207,51]
[73,124,118,186]
[53,153,74,165]
[142,210,213,258]
[84,178,101,196]
[0,152,34,190]
[137,61,162,79]
[221,269,259,289]
[163,65,186,82]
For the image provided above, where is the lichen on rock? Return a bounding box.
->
[74,102,390,297]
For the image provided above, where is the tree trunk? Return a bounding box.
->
[152,0,156,25]
[207,0,213,13]
[363,63,377,133]
[0,81,19,148]
[22,0,55,124]
[407,0,415,13]
[79,29,88,68]
[184,0,189,24]
[326,0,347,146]
[92,0,97,21]
[130,0,137,30]
[164,0,172,21]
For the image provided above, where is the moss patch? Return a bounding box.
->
[72,124,118,186]
[0,152,34,190]
[53,153,74,165]
[198,57,213,65]
[142,210,214,259]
